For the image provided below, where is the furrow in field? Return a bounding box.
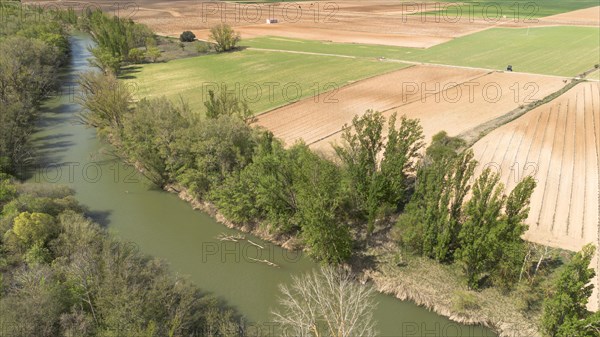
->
[553,91,577,231]
[510,107,544,189]
[568,91,587,241]
[502,117,529,192]
[485,122,518,182]
[583,84,599,243]
[524,104,556,228]
[282,69,567,154]
[533,103,560,230]
[472,82,599,253]
[542,100,568,232]
[590,82,600,312]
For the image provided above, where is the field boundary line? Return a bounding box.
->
[247,46,575,80]
[252,64,417,119]
[247,47,358,59]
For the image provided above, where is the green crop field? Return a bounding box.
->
[244,26,600,76]
[412,26,600,76]
[124,49,408,115]
[427,0,599,19]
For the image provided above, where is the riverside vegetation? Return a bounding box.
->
[0,3,242,335]
[78,9,599,337]
[2,4,598,336]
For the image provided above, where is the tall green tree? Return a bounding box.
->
[396,133,475,262]
[542,244,599,337]
[77,71,133,136]
[294,147,351,264]
[456,169,505,289]
[83,10,153,73]
[490,176,536,289]
[0,36,63,172]
[174,114,257,197]
[204,85,252,121]
[121,97,190,186]
[334,110,384,234]
[380,114,424,210]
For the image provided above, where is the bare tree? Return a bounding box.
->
[273,266,377,337]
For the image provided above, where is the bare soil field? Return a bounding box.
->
[471,82,600,310]
[471,82,599,250]
[25,1,599,46]
[255,65,486,147]
[255,64,567,154]
[135,0,498,48]
[26,0,505,48]
[539,6,600,27]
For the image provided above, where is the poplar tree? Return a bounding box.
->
[542,244,599,337]
[457,169,505,289]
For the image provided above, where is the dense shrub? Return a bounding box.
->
[180,30,196,42]
[209,24,240,52]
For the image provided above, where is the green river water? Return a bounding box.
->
[28,33,495,337]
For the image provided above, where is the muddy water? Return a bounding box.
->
[28,33,494,337]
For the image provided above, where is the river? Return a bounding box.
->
[28,33,495,337]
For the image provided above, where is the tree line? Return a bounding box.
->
[396,131,537,290]
[0,2,72,175]
[80,9,242,75]
[0,5,243,335]
[78,9,155,74]
[0,175,243,336]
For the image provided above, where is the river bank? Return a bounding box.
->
[165,182,538,337]
[31,31,501,336]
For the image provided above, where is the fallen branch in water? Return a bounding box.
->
[217,233,245,242]
[247,240,264,249]
[249,257,279,268]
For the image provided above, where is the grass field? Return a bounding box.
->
[124,49,407,115]
[429,0,600,19]
[411,26,600,76]
[244,26,600,76]
[225,0,597,14]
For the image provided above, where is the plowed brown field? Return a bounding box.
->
[26,0,500,48]
[471,82,600,310]
[254,65,567,154]
[540,6,600,27]
[141,0,497,48]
